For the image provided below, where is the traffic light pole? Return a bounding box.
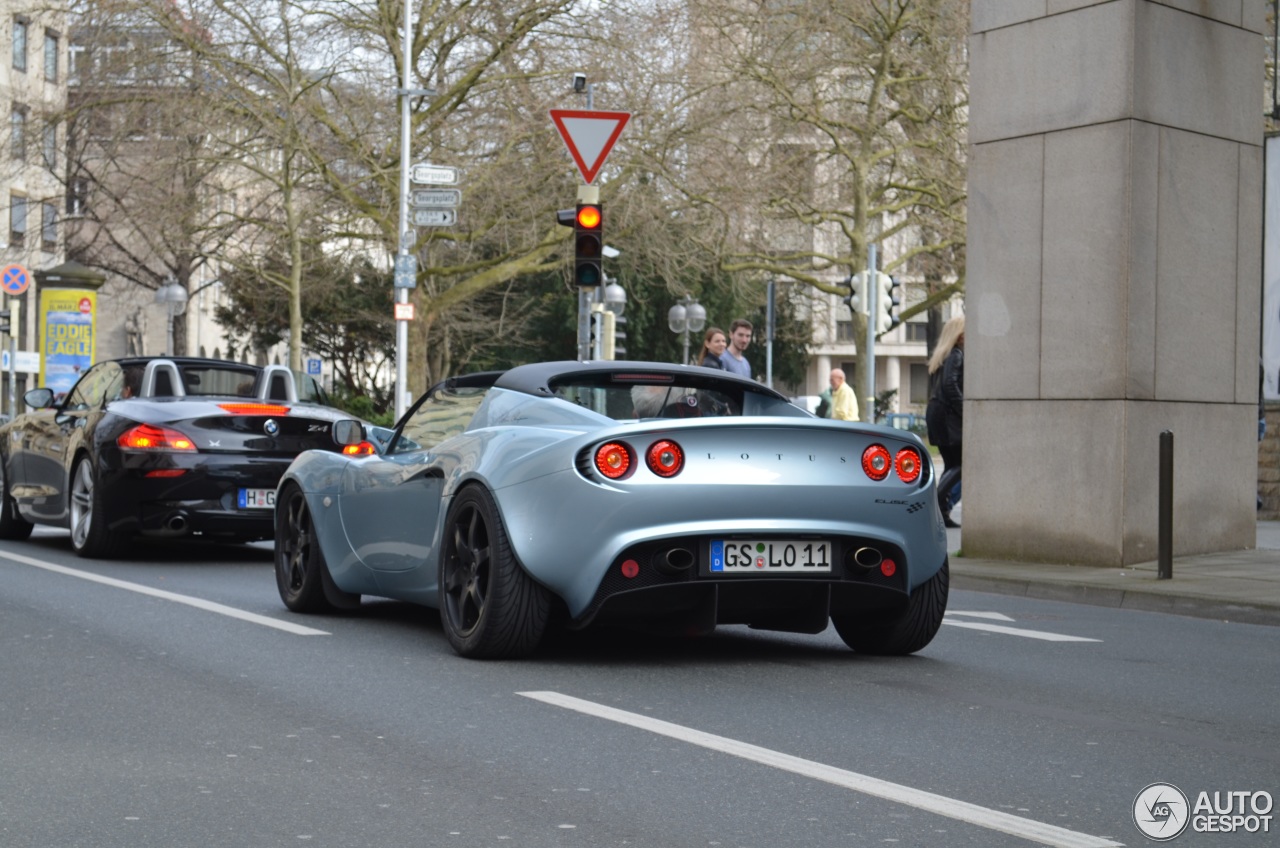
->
[864,243,878,423]
[575,183,600,360]
[394,0,413,421]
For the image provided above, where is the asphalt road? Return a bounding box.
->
[2,529,1278,848]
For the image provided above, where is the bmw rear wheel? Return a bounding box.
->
[69,458,123,558]
[832,558,949,655]
[275,483,357,613]
[439,485,549,659]
[0,454,33,540]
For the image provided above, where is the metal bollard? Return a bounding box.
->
[1158,430,1173,579]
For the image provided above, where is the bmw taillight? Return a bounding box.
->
[895,448,921,483]
[646,439,684,477]
[861,444,891,481]
[594,442,632,479]
[217,403,290,416]
[342,441,377,457]
[118,424,197,452]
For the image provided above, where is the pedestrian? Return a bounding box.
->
[926,314,964,528]
[697,328,728,369]
[814,386,832,418]
[718,319,753,378]
[829,368,858,421]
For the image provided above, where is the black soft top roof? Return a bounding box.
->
[491,360,789,400]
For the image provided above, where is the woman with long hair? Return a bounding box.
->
[697,327,728,369]
[926,314,964,528]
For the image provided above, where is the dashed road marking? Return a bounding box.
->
[945,610,1100,642]
[0,549,329,636]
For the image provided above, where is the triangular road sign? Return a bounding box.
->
[550,109,631,184]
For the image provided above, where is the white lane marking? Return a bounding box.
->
[519,691,1122,848]
[947,610,1016,621]
[942,620,1100,642]
[0,549,329,636]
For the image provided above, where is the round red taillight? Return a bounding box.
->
[895,448,921,483]
[594,442,632,479]
[862,444,892,481]
[621,559,640,579]
[881,558,897,578]
[646,439,684,477]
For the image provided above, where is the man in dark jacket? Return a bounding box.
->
[926,315,964,528]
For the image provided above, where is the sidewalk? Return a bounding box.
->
[945,518,1280,626]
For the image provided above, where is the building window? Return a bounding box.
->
[909,363,929,405]
[905,321,928,343]
[44,31,58,81]
[42,122,56,170]
[12,18,28,71]
[41,202,57,252]
[68,43,86,82]
[67,177,88,216]
[10,195,28,248]
[836,320,855,344]
[10,107,27,160]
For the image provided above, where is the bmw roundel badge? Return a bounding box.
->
[263,419,280,436]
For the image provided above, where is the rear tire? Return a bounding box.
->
[439,485,549,658]
[0,454,33,541]
[69,458,124,558]
[833,559,949,655]
[275,483,358,613]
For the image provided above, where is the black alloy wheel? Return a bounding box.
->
[439,486,549,659]
[275,483,358,613]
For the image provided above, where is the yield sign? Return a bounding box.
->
[549,109,631,184]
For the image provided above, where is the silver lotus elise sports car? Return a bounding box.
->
[274,361,949,658]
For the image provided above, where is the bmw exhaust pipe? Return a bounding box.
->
[165,512,189,533]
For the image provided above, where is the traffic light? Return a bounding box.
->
[842,273,867,315]
[601,310,616,359]
[0,307,12,336]
[574,202,603,287]
[875,273,901,334]
[612,315,627,359]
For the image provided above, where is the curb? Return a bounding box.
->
[950,572,1280,627]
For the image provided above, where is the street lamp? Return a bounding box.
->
[153,277,188,355]
[667,294,706,364]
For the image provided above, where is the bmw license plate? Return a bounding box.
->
[238,488,275,509]
[710,540,832,574]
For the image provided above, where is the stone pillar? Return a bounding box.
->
[967,1,1262,565]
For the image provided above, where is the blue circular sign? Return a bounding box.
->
[0,264,30,295]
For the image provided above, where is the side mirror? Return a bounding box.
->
[24,388,55,410]
[332,419,364,446]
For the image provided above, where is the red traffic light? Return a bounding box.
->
[574,202,604,287]
[576,204,601,229]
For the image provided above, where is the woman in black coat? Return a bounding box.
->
[698,327,728,369]
[926,315,964,527]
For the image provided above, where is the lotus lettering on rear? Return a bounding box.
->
[263,419,280,436]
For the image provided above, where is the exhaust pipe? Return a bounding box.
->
[852,547,883,569]
[655,547,695,575]
[165,512,189,533]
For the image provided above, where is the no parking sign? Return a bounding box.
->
[1,264,31,296]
